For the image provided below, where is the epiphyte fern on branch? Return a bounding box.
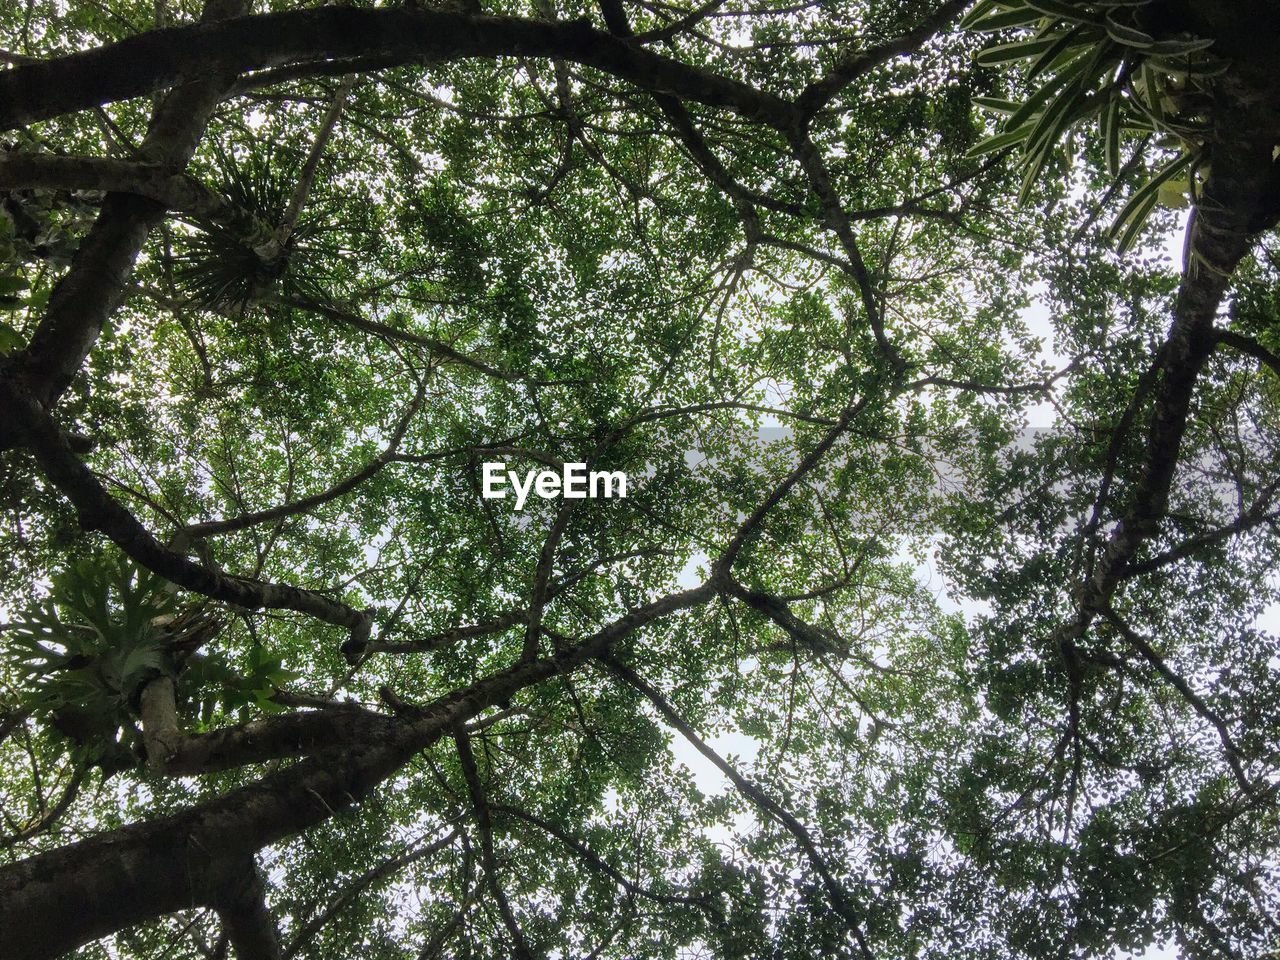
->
[1,553,222,771]
[172,142,333,311]
[963,0,1222,252]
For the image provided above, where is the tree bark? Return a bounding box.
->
[0,8,794,134]
[0,585,712,960]
[7,0,247,414]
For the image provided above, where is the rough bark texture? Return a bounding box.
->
[0,153,263,228]
[0,586,711,960]
[139,676,398,776]
[0,8,794,133]
[8,0,247,412]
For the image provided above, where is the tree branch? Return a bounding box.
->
[796,0,969,119]
[283,830,459,958]
[0,583,714,960]
[490,803,720,918]
[453,728,536,960]
[1215,328,1280,380]
[185,376,426,538]
[212,860,283,960]
[0,8,795,132]
[138,676,397,776]
[4,0,247,421]
[0,365,374,646]
[602,655,873,959]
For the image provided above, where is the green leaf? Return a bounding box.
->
[1024,23,1092,81]
[1157,177,1190,208]
[0,321,23,353]
[970,6,1045,32]
[1102,92,1123,175]
[973,96,1024,116]
[1024,0,1101,25]
[959,0,1006,30]
[975,35,1065,67]
[1104,14,1154,48]
[1145,36,1215,56]
[965,123,1036,158]
[0,274,29,296]
[1003,51,1093,131]
[1108,150,1197,252]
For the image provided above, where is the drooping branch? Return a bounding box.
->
[0,769,85,851]
[1214,328,1280,380]
[1117,478,1280,580]
[715,397,866,573]
[273,295,530,384]
[786,128,905,370]
[453,728,536,960]
[1100,606,1254,793]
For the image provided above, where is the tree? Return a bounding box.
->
[1,0,1278,957]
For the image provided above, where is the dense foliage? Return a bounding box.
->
[2,1,1279,958]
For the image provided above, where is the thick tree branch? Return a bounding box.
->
[254,75,355,263]
[368,610,528,656]
[722,578,848,658]
[1080,92,1280,617]
[0,365,375,646]
[0,8,795,132]
[0,153,228,217]
[5,0,246,420]
[138,676,397,776]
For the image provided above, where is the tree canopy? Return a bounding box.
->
[2,1,1279,958]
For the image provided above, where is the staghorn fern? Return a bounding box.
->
[1,553,223,769]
